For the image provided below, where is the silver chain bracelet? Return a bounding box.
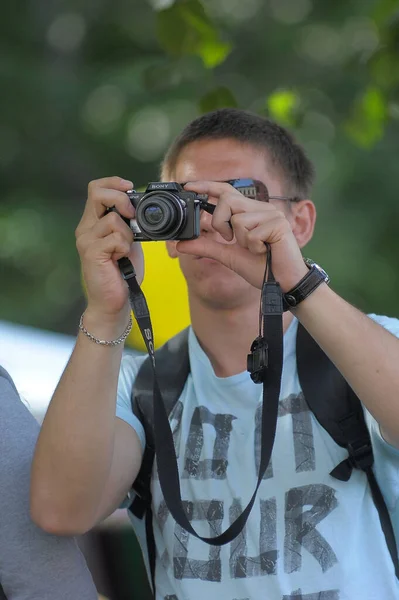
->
[79,313,133,347]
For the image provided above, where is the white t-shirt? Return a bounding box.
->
[116,315,399,600]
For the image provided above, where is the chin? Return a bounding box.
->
[188,273,259,311]
[180,255,260,309]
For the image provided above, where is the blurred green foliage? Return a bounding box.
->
[1,0,399,334]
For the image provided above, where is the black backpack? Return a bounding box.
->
[128,323,398,590]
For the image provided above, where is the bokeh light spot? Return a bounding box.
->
[270,0,312,25]
[47,13,86,53]
[126,108,171,162]
[83,85,127,134]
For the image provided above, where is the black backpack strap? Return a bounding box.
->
[296,323,372,478]
[296,322,399,577]
[128,327,190,591]
[132,327,190,449]
[131,327,190,508]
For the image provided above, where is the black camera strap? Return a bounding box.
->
[118,246,283,546]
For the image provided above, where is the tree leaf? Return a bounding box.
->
[345,86,387,147]
[267,89,299,126]
[156,0,231,68]
[199,86,238,113]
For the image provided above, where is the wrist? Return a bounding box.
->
[280,263,309,293]
[282,258,330,312]
[82,306,132,342]
[292,280,331,314]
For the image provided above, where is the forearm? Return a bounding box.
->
[295,284,399,445]
[31,311,126,531]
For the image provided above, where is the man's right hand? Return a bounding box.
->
[75,177,144,325]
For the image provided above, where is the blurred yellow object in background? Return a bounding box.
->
[126,241,190,351]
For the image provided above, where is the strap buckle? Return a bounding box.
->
[118,257,136,280]
[133,477,152,503]
[131,470,153,519]
[347,439,373,471]
[247,336,268,384]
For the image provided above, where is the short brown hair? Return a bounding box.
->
[161,108,314,198]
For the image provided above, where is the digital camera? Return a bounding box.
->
[126,182,207,242]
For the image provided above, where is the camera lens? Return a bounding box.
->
[136,192,185,240]
[143,204,165,226]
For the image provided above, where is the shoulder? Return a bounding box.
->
[0,365,18,394]
[0,365,39,460]
[0,366,98,598]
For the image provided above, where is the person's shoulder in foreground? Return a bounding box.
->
[0,365,98,600]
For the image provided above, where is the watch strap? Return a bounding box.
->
[283,263,329,311]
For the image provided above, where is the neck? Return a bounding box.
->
[189,294,294,378]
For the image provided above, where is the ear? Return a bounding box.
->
[165,240,179,258]
[288,199,316,249]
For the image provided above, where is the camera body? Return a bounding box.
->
[126,182,206,242]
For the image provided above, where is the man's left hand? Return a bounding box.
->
[177,181,308,291]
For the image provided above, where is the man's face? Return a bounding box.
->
[166,137,291,311]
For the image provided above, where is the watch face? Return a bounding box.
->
[304,258,330,283]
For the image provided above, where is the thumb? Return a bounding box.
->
[177,237,266,289]
[176,238,234,269]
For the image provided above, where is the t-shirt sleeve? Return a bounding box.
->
[365,314,399,455]
[366,314,399,454]
[364,314,399,540]
[368,313,399,338]
[116,352,147,452]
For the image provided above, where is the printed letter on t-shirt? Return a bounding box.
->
[173,500,223,582]
[279,393,316,473]
[230,497,278,578]
[183,406,237,479]
[284,484,338,574]
[283,590,339,599]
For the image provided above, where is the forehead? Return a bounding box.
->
[172,138,284,193]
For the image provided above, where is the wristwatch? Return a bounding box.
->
[283,258,330,311]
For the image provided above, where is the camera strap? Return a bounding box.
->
[118,247,283,546]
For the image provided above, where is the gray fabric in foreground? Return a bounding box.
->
[0,366,97,600]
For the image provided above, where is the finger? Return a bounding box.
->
[88,182,134,218]
[211,189,264,241]
[186,181,275,242]
[246,217,290,254]
[91,210,135,242]
[176,237,265,289]
[176,237,235,268]
[88,176,134,217]
[79,188,135,234]
[231,211,288,250]
[209,192,236,241]
[76,217,134,262]
[89,176,133,194]
[185,180,273,213]
[231,212,264,250]
[83,232,133,263]
[184,180,239,198]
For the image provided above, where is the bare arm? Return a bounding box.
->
[31,328,142,535]
[31,177,144,535]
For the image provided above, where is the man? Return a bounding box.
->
[0,365,98,599]
[31,109,399,599]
